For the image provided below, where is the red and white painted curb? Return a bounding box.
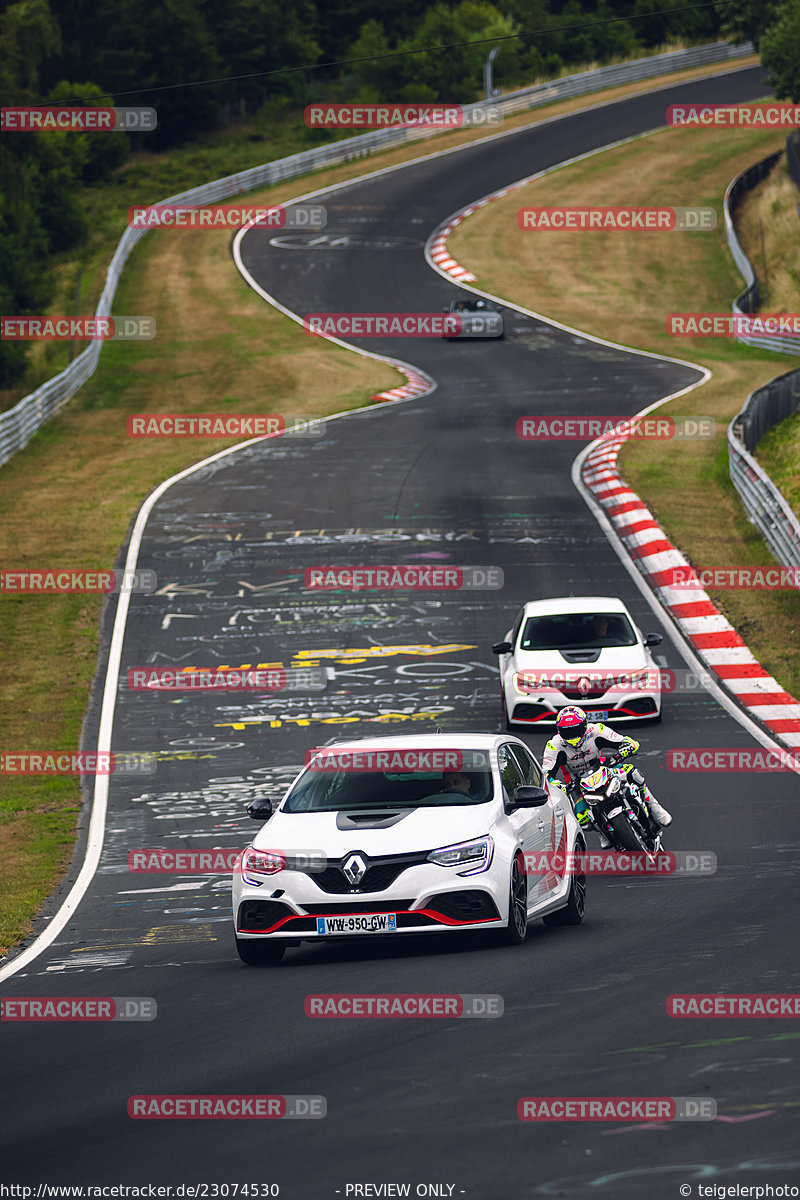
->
[582,434,800,749]
[427,180,531,283]
[429,224,477,282]
[425,145,800,755]
[372,367,435,403]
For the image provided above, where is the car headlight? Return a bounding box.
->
[241,846,286,886]
[619,669,653,690]
[514,671,537,695]
[427,836,493,876]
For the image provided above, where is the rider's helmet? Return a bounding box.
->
[556,705,588,747]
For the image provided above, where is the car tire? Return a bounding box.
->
[500,854,528,944]
[542,844,586,926]
[235,934,286,965]
[501,688,513,731]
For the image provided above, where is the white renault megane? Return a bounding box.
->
[493,596,663,728]
[232,733,585,965]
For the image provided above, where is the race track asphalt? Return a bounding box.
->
[4,64,800,1199]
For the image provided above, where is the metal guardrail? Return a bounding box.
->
[723,151,800,355]
[787,130,800,192]
[729,367,800,569]
[0,39,755,467]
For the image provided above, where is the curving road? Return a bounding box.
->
[4,65,800,1199]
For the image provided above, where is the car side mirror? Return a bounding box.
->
[644,633,663,647]
[247,797,273,821]
[511,785,549,808]
[492,640,512,654]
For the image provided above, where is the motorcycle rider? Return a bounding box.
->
[542,706,672,847]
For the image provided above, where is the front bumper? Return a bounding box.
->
[233,861,507,940]
[507,691,661,725]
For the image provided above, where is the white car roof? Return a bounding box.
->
[520,596,630,617]
[308,732,515,755]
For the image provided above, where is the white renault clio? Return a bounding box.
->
[232,732,585,965]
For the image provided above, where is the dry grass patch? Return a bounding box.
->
[0,50,764,954]
[450,118,800,699]
[736,156,800,314]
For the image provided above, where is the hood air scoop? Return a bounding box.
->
[336,810,411,830]
[559,649,602,664]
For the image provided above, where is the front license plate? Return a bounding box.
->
[592,710,609,720]
[316,913,397,936]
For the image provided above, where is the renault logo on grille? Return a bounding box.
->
[578,676,591,695]
[342,853,367,886]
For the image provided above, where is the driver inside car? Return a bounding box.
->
[438,770,474,796]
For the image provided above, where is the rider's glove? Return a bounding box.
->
[616,741,635,759]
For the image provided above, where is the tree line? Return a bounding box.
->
[1,0,798,388]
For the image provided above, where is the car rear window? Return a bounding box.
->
[520,612,636,650]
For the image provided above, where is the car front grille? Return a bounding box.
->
[301,900,415,914]
[306,850,430,894]
[562,686,610,701]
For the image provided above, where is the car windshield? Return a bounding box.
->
[519,612,637,650]
[451,300,495,313]
[282,768,494,813]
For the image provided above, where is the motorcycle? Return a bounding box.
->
[574,753,662,856]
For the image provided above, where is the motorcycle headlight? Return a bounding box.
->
[605,777,621,796]
[241,846,286,886]
[427,836,494,876]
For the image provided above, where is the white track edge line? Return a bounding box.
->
[0,61,768,981]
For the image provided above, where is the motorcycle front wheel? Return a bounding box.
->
[608,813,648,852]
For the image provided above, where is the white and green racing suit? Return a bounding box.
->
[542,722,668,831]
